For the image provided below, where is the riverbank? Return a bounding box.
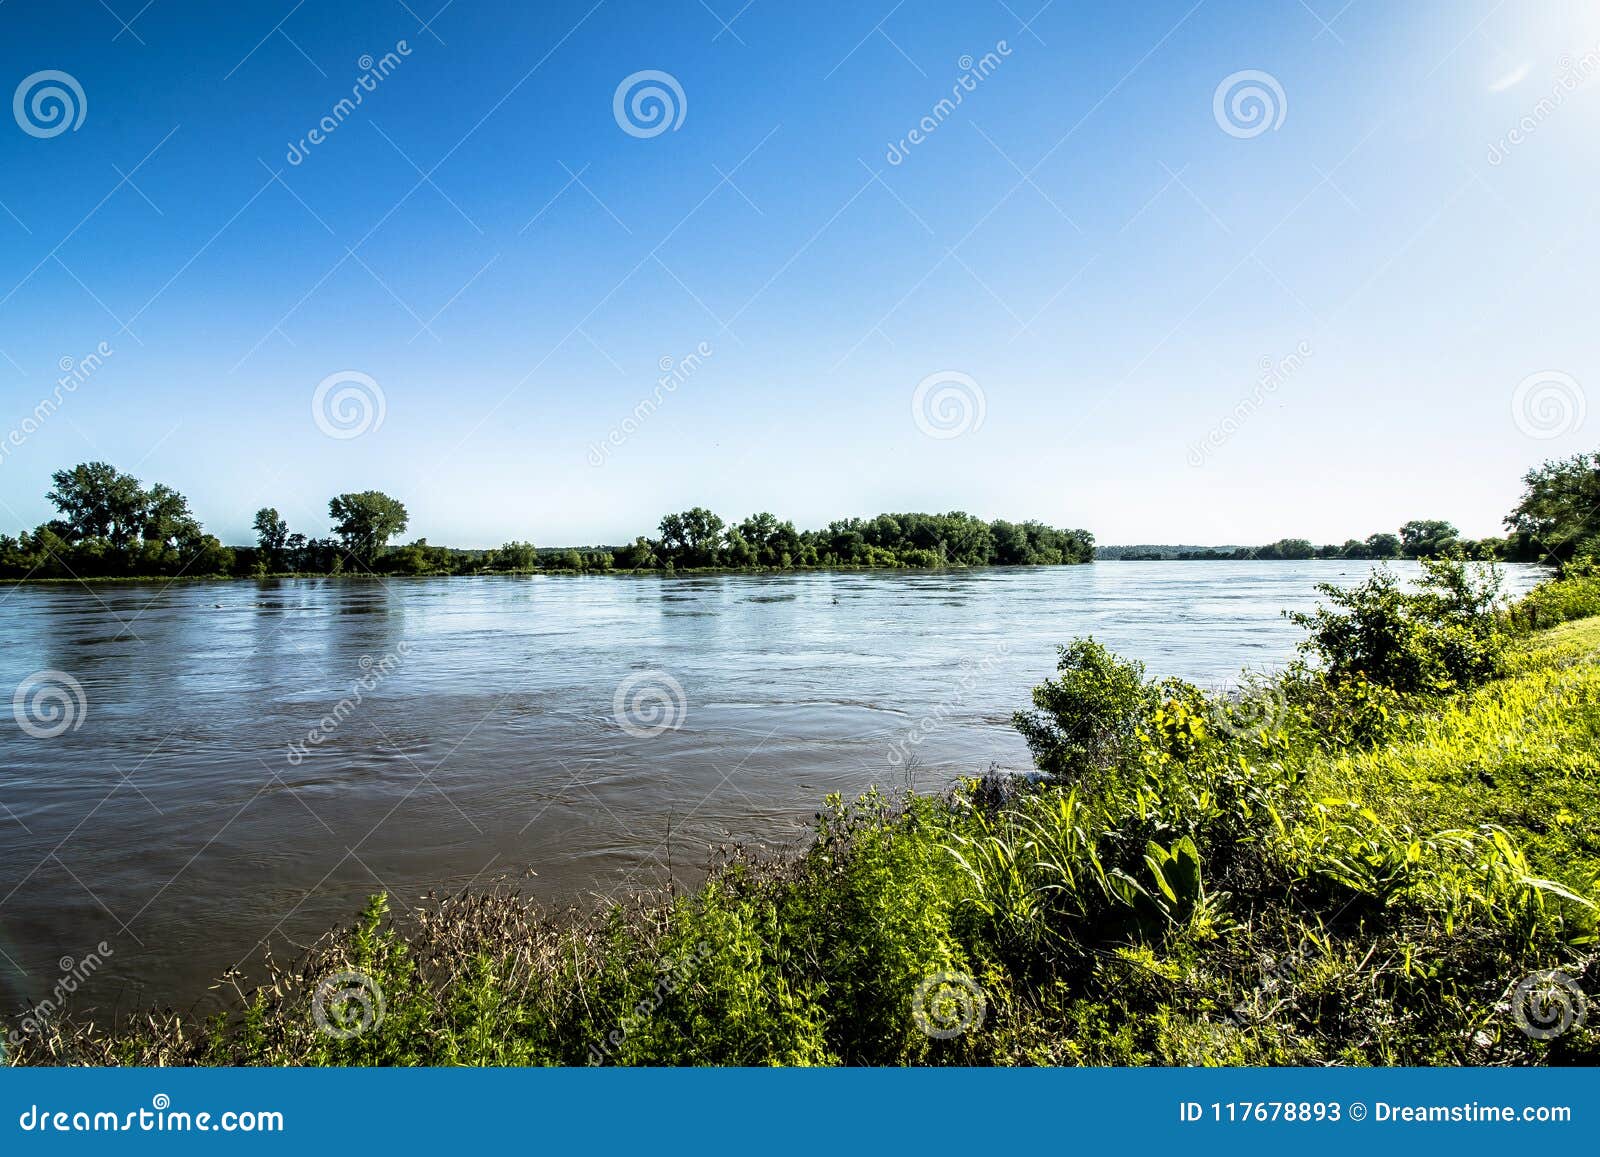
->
[11,564,1597,1066]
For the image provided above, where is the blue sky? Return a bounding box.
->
[0,0,1596,547]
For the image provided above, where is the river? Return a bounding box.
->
[0,560,1543,1015]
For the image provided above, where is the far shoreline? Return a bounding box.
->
[0,556,1544,587]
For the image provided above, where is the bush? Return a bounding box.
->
[1012,639,1158,789]
[1288,559,1509,695]
[1513,559,1600,629]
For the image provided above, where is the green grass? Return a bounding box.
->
[1306,616,1600,898]
[11,614,1600,1068]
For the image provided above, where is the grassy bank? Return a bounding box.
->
[11,567,1600,1067]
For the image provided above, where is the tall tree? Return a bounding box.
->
[253,508,289,569]
[1399,519,1459,558]
[328,491,409,568]
[657,507,725,568]
[1364,532,1401,559]
[47,462,145,545]
[140,483,201,549]
[1504,452,1600,563]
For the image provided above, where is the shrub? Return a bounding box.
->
[1012,639,1158,789]
[1288,559,1509,695]
[1514,558,1600,629]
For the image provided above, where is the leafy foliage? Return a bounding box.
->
[1504,451,1600,564]
[0,462,233,577]
[328,491,409,568]
[1288,559,1510,695]
[1012,639,1157,789]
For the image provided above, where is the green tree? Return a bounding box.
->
[1398,519,1459,558]
[657,507,725,568]
[1364,532,1401,559]
[328,491,409,569]
[253,508,289,570]
[47,462,145,545]
[1272,538,1317,560]
[496,541,537,570]
[1504,452,1600,564]
[990,519,1032,565]
[139,484,200,547]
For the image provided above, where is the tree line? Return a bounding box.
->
[7,453,1595,579]
[1101,519,1512,562]
[0,462,1094,578]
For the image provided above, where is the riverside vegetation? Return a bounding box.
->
[0,462,1093,579]
[11,450,1596,580]
[10,555,1600,1067]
